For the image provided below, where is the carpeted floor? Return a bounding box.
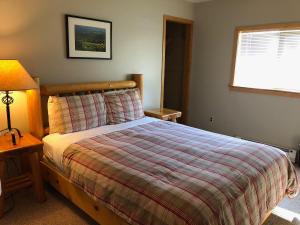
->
[1,168,299,225]
[1,186,98,225]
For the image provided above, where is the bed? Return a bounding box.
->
[26,74,299,225]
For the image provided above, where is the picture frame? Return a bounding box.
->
[66,15,112,60]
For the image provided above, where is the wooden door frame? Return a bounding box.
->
[161,15,194,123]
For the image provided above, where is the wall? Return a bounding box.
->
[0,0,194,132]
[190,0,300,149]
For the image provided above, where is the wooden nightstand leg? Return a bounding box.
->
[0,160,5,218]
[28,152,46,203]
[171,117,177,123]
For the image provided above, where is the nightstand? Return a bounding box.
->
[144,108,182,122]
[0,133,46,217]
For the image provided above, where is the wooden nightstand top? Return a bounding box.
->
[0,133,43,154]
[144,108,182,121]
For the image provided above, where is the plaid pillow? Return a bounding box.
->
[104,88,144,124]
[48,93,106,134]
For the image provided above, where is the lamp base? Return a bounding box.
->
[0,128,23,145]
[1,91,23,145]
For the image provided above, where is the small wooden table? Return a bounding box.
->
[0,133,46,217]
[144,108,182,122]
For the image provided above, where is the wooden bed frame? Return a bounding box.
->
[25,74,272,225]
[26,74,143,225]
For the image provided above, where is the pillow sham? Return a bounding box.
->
[48,93,106,134]
[104,88,144,124]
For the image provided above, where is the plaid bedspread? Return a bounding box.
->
[62,121,299,225]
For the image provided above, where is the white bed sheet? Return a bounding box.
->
[43,116,159,170]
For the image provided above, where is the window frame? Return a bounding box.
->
[229,22,300,98]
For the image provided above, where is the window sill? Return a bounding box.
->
[228,85,300,98]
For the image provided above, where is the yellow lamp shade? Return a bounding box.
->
[0,60,38,91]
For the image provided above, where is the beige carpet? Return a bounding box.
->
[0,185,297,225]
[1,186,98,225]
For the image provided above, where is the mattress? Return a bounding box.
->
[44,119,299,225]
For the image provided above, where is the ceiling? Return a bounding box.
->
[185,0,212,3]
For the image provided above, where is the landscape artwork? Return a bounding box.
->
[66,15,112,59]
[75,25,106,52]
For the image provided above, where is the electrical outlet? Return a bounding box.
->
[210,116,214,123]
[288,149,297,163]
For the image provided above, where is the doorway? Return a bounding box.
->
[161,15,193,124]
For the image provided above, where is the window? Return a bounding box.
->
[230,23,300,96]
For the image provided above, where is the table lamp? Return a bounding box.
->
[0,60,38,145]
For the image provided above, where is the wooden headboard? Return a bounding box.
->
[26,74,144,140]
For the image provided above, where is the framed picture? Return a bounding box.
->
[66,15,112,59]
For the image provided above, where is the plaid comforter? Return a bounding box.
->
[62,121,299,225]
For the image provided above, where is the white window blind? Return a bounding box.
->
[233,28,300,93]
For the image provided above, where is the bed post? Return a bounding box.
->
[132,74,144,103]
[26,77,44,139]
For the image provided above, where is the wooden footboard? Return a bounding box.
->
[41,161,129,225]
[263,211,272,224]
